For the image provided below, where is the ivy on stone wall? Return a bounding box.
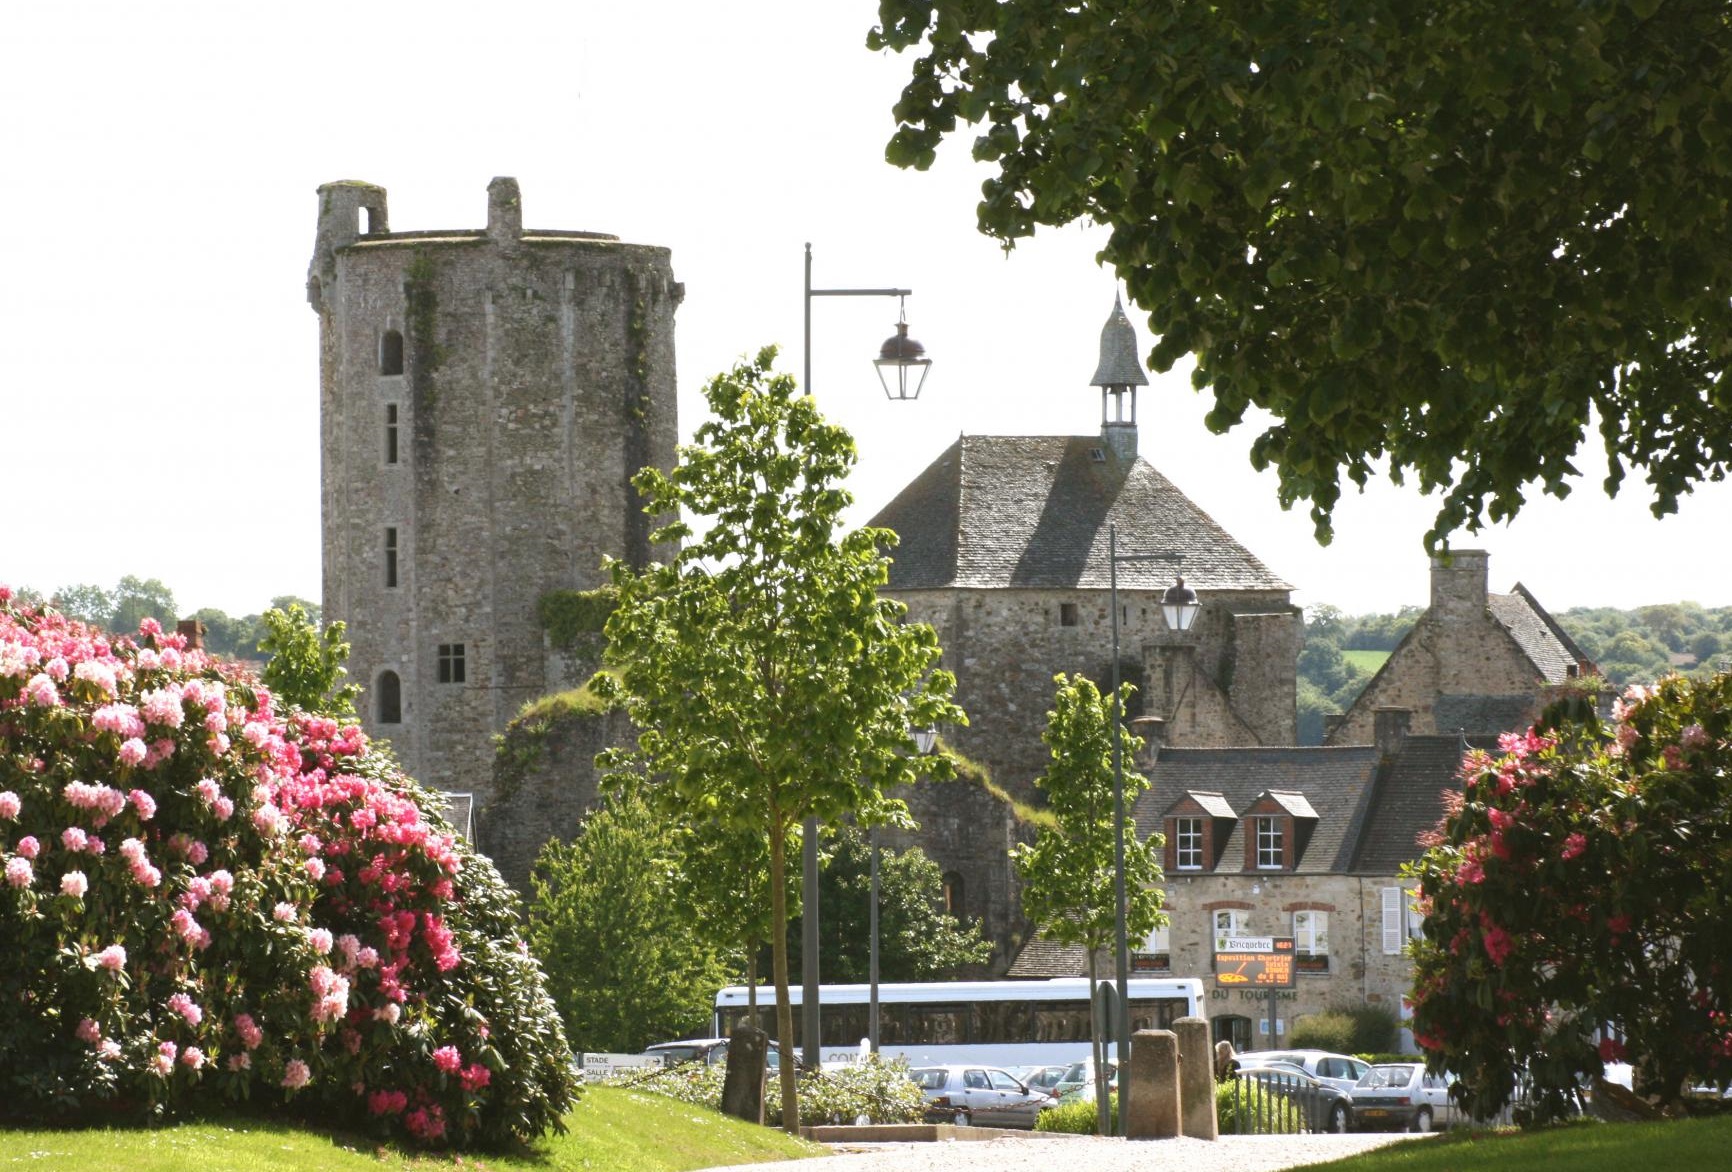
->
[492,674,617,801]
[536,587,618,650]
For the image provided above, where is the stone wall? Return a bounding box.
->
[477,706,634,890]
[311,179,679,814]
[1160,872,1417,1051]
[1330,552,1543,744]
[897,586,1298,808]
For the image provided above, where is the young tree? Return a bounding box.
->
[528,792,734,1053]
[597,348,965,1130]
[786,826,991,985]
[1408,676,1732,1122]
[872,2,1732,550]
[1011,673,1165,1130]
[258,602,360,718]
[109,575,177,634]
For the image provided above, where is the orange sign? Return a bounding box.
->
[1213,936,1296,989]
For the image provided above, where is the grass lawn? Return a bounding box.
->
[0,1085,821,1171]
[1299,1115,1732,1171]
[1341,649,1391,675]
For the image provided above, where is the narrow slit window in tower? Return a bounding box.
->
[380,329,404,376]
[385,404,399,465]
[384,527,399,588]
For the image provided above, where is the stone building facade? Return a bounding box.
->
[308,178,680,844]
[1325,551,1594,745]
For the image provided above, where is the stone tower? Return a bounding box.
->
[308,178,681,817]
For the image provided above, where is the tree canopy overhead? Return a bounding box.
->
[871,1,1732,549]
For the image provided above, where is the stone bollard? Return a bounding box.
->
[1175,1017,1219,1140]
[720,1026,768,1125]
[1126,1029,1181,1139]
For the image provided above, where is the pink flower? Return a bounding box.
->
[93,944,127,971]
[368,1088,409,1116]
[75,1018,101,1044]
[1482,922,1514,966]
[308,928,333,955]
[373,1002,401,1025]
[1562,832,1587,861]
[127,789,157,820]
[234,1013,263,1050]
[432,1045,462,1074]
[73,660,117,695]
[282,1059,311,1090]
[182,1046,205,1070]
[168,992,204,1027]
[273,902,297,923]
[97,1039,121,1062]
[139,686,186,728]
[60,826,87,851]
[118,738,147,766]
[23,672,60,707]
[305,857,326,881]
[152,1042,177,1077]
[227,1052,251,1072]
[61,870,88,897]
[15,835,39,860]
[5,857,32,888]
[1681,723,1711,749]
[460,1063,491,1091]
[0,792,18,820]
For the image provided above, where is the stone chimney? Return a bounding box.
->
[487,176,523,245]
[1129,715,1167,770]
[1373,706,1412,757]
[176,618,206,652]
[1429,549,1490,626]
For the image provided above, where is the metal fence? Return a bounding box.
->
[1220,1069,1345,1135]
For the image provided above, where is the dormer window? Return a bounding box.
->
[1255,816,1284,869]
[1174,817,1203,870]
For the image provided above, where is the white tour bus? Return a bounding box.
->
[712,977,1205,1069]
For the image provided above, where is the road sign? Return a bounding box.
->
[1214,936,1296,988]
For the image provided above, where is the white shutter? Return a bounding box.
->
[1381,887,1403,954]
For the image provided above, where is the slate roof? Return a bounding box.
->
[1350,734,1501,873]
[1164,790,1237,819]
[1131,746,1382,873]
[868,435,1291,593]
[1490,584,1593,682]
[1260,791,1320,819]
[1005,936,1093,979]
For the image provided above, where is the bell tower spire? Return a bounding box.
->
[1090,293,1148,460]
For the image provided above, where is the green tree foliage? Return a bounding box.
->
[596,348,965,1130]
[872,1,1732,549]
[258,602,360,718]
[108,575,177,634]
[49,583,116,628]
[1010,673,1164,1127]
[1558,601,1732,686]
[527,792,733,1053]
[786,826,991,985]
[1408,677,1732,1123]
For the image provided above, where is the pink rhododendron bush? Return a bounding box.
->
[1408,677,1732,1124]
[0,593,577,1146]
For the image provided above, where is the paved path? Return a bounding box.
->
[702,1131,1434,1172]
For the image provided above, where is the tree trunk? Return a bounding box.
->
[770,817,800,1131]
[1088,948,1109,1135]
[747,944,758,1021]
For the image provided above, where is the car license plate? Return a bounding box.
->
[1362,1108,1388,1117]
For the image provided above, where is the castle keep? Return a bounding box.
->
[308,178,680,828]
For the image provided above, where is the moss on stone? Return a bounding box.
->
[492,673,618,800]
[536,587,617,649]
[942,741,1057,831]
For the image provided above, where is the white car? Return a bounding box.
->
[1237,1049,1371,1095]
[1352,1062,1459,1132]
[909,1064,1053,1128]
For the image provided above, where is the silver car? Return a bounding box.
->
[909,1064,1053,1128]
[1353,1063,1458,1132]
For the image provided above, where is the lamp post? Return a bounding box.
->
[801,243,933,1073]
[1106,523,1197,1135]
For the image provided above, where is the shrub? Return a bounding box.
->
[1290,1011,1354,1054]
[0,596,576,1147]
[1035,1093,1114,1134]
[621,1058,924,1126]
[1215,1076,1304,1135]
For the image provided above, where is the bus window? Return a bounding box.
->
[1032,1004,1090,1043]
[974,999,1033,1043]
[907,1005,966,1045]
[822,1003,869,1047]
[1129,998,1185,1033]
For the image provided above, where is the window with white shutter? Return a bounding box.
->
[1381,886,1404,954]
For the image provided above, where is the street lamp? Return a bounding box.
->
[801,243,933,1073]
[1107,523,1196,1135]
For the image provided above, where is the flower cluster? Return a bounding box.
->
[1407,674,1732,1123]
[0,595,576,1147]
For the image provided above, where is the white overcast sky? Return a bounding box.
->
[3,1,1727,619]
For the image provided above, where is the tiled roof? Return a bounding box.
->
[1005,935,1093,979]
[1132,746,1382,873]
[1261,791,1320,819]
[1350,734,1501,873]
[1488,587,1584,683]
[868,435,1291,592]
[1163,790,1237,819]
[1434,694,1537,735]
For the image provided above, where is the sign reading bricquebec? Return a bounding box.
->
[1213,936,1297,989]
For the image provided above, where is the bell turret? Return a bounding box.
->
[1091,294,1147,460]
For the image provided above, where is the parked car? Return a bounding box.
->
[1052,1057,1117,1099]
[1236,1064,1352,1133]
[1238,1049,1371,1095]
[908,1064,1053,1128]
[1351,1063,1458,1132]
[1011,1063,1071,1093]
[643,1037,780,1070]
